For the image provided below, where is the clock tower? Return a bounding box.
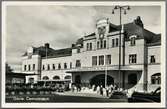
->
[95,18,110,40]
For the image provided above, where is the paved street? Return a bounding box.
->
[6,91,128,102]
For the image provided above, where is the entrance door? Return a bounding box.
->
[90,74,114,87]
[75,75,81,84]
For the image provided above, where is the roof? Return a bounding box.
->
[23,46,72,58]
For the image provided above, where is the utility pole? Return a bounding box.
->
[112,5,130,90]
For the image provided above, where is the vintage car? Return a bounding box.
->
[128,87,161,102]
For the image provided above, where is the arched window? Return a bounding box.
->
[64,75,71,79]
[53,76,60,80]
[28,78,34,83]
[151,73,161,84]
[43,76,49,80]
[128,73,137,85]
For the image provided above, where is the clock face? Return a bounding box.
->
[98,26,106,39]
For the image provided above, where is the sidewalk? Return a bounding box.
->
[57,89,109,99]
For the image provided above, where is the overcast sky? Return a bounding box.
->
[5,5,161,72]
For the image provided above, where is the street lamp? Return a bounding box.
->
[112,5,130,91]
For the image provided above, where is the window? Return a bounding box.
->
[33,64,35,70]
[100,40,103,48]
[99,55,104,65]
[53,76,60,80]
[106,55,111,65]
[90,43,92,50]
[129,54,137,64]
[43,76,49,80]
[65,75,71,79]
[70,62,72,68]
[116,38,119,47]
[24,65,27,71]
[47,64,50,70]
[92,56,97,66]
[151,73,161,84]
[28,65,31,71]
[104,40,106,48]
[52,64,55,70]
[58,63,61,69]
[97,41,99,49]
[112,39,115,47]
[77,48,80,53]
[130,37,136,46]
[87,43,89,50]
[64,63,67,69]
[150,55,156,63]
[42,65,45,70]
[76,60,81,67]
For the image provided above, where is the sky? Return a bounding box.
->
[5,5,161,72]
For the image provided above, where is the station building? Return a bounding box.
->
[21,16,161,92]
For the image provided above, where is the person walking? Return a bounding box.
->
[100,85,103,96]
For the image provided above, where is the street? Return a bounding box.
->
[6,91,128,103]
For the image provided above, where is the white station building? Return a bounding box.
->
[22,16,161,92]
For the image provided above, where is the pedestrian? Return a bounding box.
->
[96,85,100,94]
[100,85,103,96]
[106,85,109,97]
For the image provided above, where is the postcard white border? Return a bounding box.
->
[1,1,166,108]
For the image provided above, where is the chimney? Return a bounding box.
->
[45,43,50,49]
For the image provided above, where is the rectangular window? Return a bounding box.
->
[90,43,92,50]
[87,43,89,50]
[42,65,45,70]
[97,41,99,49]
[99,55,104,65]
[150,55,156,63]
[76,60,81,67]
[106,55,111,65]
[52,64,55,70]
[100,40,103,48]
[47,64,50,70]
[64,63,67,69]
[129,54,137,64]
[104,40,106,48]
[116,38,119,47]
[58,63,61,69]
[112,39,115,47]
[28,65,31,71]
[130,37,136,46]
[92,56,97,66]
[70,62,72,68]
[77,48,80,53]
[33,64,35,70]
[24,65,27,71]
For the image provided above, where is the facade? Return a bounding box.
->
[22,16,161,92]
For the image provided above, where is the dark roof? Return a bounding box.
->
[23,46,72,58]
[117,22,161,45]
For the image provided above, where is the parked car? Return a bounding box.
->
[128,87,161,102]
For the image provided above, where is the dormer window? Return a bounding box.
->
[130,35,137,46]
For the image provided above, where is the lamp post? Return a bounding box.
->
[112,5,130,90]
